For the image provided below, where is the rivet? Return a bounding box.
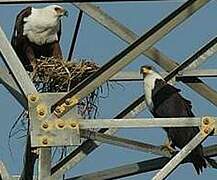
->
[65,98,71,105]
[42,138,48,145]
[55,106,61,113]
[204,127,210,134]
[37,104,47,117]
[71,122,77,128]
[42,122,48,129]
[203,118,209,125]
[58,121,65,128]
[39,110,45,116]
[29,94,38,102]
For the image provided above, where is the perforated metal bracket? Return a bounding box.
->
[28,93,81,147]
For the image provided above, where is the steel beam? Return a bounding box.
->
[80,129,172,157]
[38,148,51,180]
[0,161,10,180]
[177,69,217,79]
[52,0,209,116]
[153,129,211,179]
[51,2,213,175]
[67,144,217,180]
[74,117,202,129]
[51,94,145,177]
[0,26,38,180]
[0,27,37,96]
[164,36,217,82]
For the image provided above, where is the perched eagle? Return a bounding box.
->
[11,5,68,71]
[140,65,206,174]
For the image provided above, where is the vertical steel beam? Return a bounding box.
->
[38,148,51,180]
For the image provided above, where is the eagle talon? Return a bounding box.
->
[160,144,176,154]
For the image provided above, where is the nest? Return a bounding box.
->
[31,57,101,118]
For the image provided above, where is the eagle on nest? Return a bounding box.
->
[11,5,68,71]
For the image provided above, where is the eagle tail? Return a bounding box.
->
[190,147,207,175]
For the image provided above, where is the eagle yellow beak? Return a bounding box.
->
[140,67,151,76]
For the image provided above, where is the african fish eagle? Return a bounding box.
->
[140,65,206,174]
[11,5,68,71]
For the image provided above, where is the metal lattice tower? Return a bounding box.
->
[0,0,217,180]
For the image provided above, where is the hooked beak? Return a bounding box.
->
[140,67,150,77]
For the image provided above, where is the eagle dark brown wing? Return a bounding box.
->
[151,79,206,174]
[11,6,34,71]
[11,6,63,72]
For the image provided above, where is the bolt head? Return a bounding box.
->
[42,123,48,129]
[29,94,38,102]
[57,121,65,128]
[65,98,71,105]
[204,127,210,134]
[42,138,48,145]
[203,118,210,125]
[39,110,45,116]
[71,122,77,128]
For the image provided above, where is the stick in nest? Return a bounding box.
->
[32,57,101,119]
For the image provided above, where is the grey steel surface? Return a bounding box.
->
[0,27,37,96]
[29,93,81,147]
[38,148,51,180]
[177,69,217,78]
[152,131,210,180]
[0,161,10,180]
[164,36,217,82]
[52,0,209,116]
[75,117,202,129]
[51,95,145,178]
[80,129,172,157]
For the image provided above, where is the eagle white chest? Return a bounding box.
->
[23,8,60,45]
[143,72,163,111]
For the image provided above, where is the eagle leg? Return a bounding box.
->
[160,137,176,154]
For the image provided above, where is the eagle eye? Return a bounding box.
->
[54,7,61,12]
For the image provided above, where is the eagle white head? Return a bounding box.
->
[23,5,68,45]
[140,65,163,110]
[43,5,69,18]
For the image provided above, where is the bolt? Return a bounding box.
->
[71,122,77,128]
[30,94,37,102]
[203,118,210,125]
[42,122,48,129]
[65,98,71,105]
[42,138,48,145]
[204,127,210,134]
[39,109,45,116]
[55,106,61,113]
[58,121,65,128]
